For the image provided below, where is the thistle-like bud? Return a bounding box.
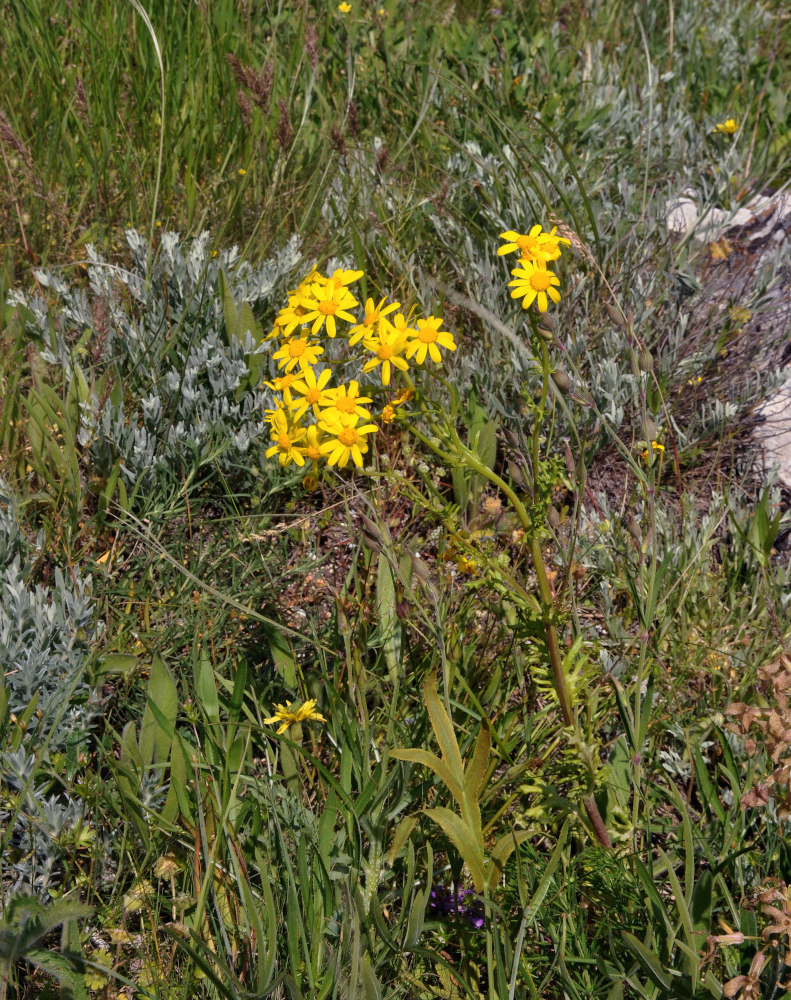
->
[537,326,554,341]
[503,427,520,450]
[359,511,392,551]
[508,460,526,489]
[606,302,628,327]
[563,439,576,479]
[552,369,572,395]
[638,347,654,372]
[547,504,561,528]
[540,313,555,332]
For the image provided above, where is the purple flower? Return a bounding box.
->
[428,884,485,930]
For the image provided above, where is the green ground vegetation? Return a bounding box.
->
[2,1,791,998]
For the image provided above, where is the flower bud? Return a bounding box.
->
[540,313,555,332]
[508,461,526,489]
[552,370,572,395]
[606,302,628,327]
[547,504,560,528]
[503,427,520,450]
[537,326,554,341]
[638,347,653,372]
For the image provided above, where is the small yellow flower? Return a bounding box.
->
[640,440,665,461]
[406,315,457,365]
[349,296,400,346]
[381,404,396,423]
[298,282,359,338]
[508,260,562,312]
[455,556,478,574]
[321,379,373,422]
[714,118,738,134]
[238,168,247,175]
[265,408,308,467]
[288,367,335,420]
[272,336,324,373]
[319,414,378,468]
[265,372,299,404]
[338,2,352,10]
[264,699,326,734]
[362,314,412,385]
[498,225,570,263]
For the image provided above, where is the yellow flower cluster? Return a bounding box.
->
[714,118,738,134]
[265,269,456,472]
[498,224,570,313]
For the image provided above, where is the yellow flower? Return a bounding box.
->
[238,168,247,175]
[455,556,478,574]
[264,699,326,734]
[298,282,359,338]
[406,315,457,365]
[265,372,298,404]
[349,296,400,345]
[508,260,562,312]
[319,414,378,468]
[288,367,335,420]
[381,404,396,423]
[362,314,412,385]
[272,336,324,373]
[325,267,363,292]
[498,225,570,263]
[640,440,665,461]
[321,379,373,422]
[337,2,352,10]
[303,423,324,463]
[714,118,738,134]
[272,295,311,338]
[265,408,307,467]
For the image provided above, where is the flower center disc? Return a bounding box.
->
[529,271,552,291]
[289,339,307,357]
[377,345,393,360]
[319,300,338,315]
[277,434,291,449]
[339,428,358,446]
[336,396,357,413]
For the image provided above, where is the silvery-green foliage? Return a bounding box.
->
[0,478,100,897]
[10,230,304,490]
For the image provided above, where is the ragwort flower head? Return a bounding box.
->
[273,335,324,372]
[298,282,359,338]
[264,698,326,734]
[498,225,570,264]
[714,118,738,134]
[508,259,561,313]
[322,379,372,422]
[406,315,456,365]
[362,313,412,386]
[288,366,334,420]
[265,407,307,467]
[319,413,378,468]
[349,296,400,346]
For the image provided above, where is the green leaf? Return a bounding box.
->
[488,829,532,891]
[359,956,382,1000]
[423,806,485,892]
[376,553,402,684]
[219,268,240,345]
[464,719,491,800]
[97,653,139,677]
[621,931,675,992]
[388,814,419,867]
[692,746,726,823]
[424,676,466,791]
[389,748,464,806]
[138,654,178,766]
